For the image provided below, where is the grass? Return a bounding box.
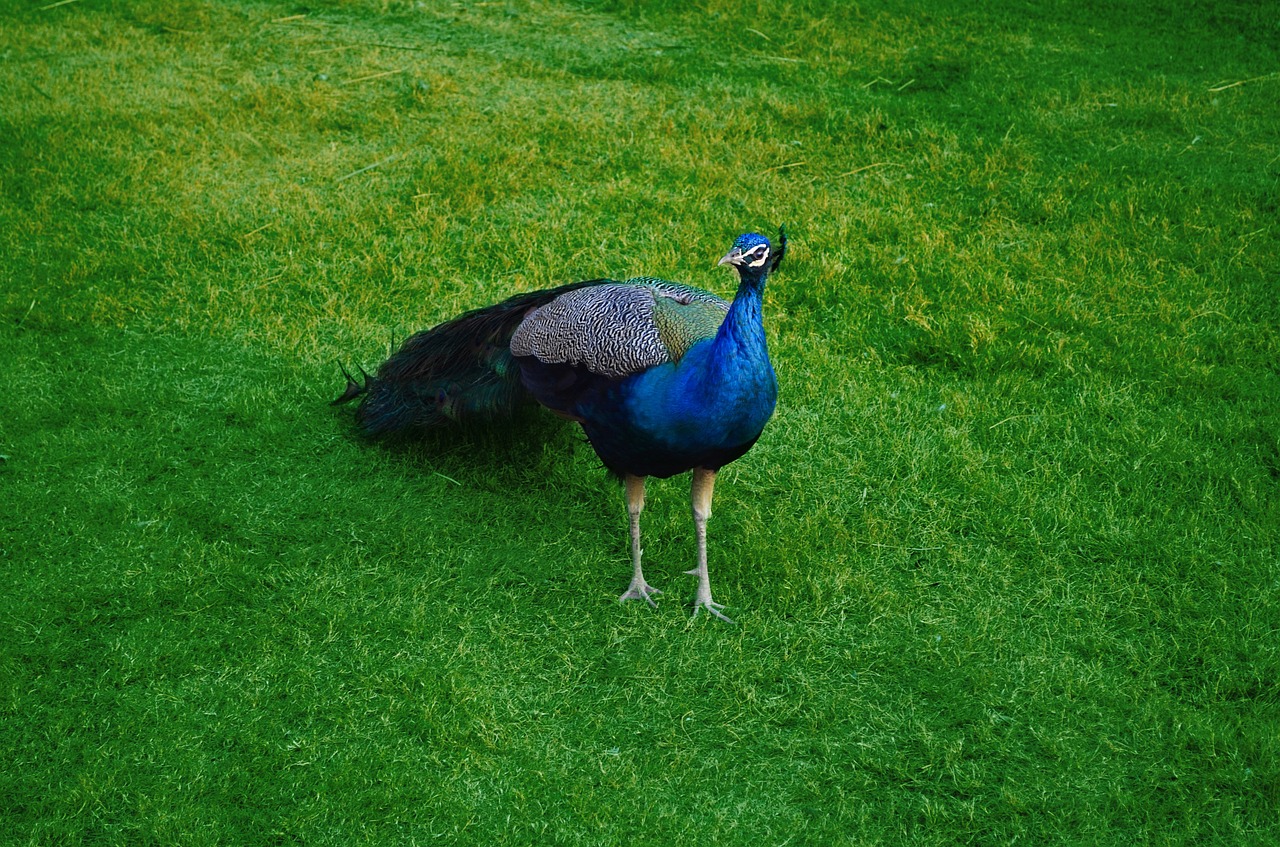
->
[1,0,1278,843]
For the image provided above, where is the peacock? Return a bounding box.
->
[334,228,785,622]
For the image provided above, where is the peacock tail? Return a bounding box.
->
[341,279,604,435]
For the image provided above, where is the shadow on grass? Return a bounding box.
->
[327,394,597,492]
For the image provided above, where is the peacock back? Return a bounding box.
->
[509,278,729,379]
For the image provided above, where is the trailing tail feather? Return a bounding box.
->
[334,279,608,436]
[330,362,371,406]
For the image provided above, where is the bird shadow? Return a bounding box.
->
[329,401,637,605]
[332,401,601,496]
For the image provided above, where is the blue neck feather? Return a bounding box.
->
[707,266,772,387]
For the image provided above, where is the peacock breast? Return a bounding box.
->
[618,340,775,453]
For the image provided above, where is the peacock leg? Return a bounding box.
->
[619,474,662,608]
[686,467,734,623]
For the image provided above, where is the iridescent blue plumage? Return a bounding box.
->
[335,229,785,621]
[567,233,777,480]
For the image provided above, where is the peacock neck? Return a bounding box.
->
[709,271,771,372]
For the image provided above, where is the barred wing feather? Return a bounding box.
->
[509,278,729,379]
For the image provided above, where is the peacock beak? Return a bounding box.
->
[718,247,743,267]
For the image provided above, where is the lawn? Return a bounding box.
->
[1,0,1277,843]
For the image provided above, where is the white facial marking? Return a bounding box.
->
[745,245,770,268]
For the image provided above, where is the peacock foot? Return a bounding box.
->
[685,573,735,624]
[690,598,735,624]
[619,580,662,609]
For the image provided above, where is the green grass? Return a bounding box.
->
[2,0,1278,843]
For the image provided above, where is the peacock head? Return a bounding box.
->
[718,232,772,273]
[718,228,786,286]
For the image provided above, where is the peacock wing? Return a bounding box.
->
[509,279,728,379]
[645,280,731,363]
